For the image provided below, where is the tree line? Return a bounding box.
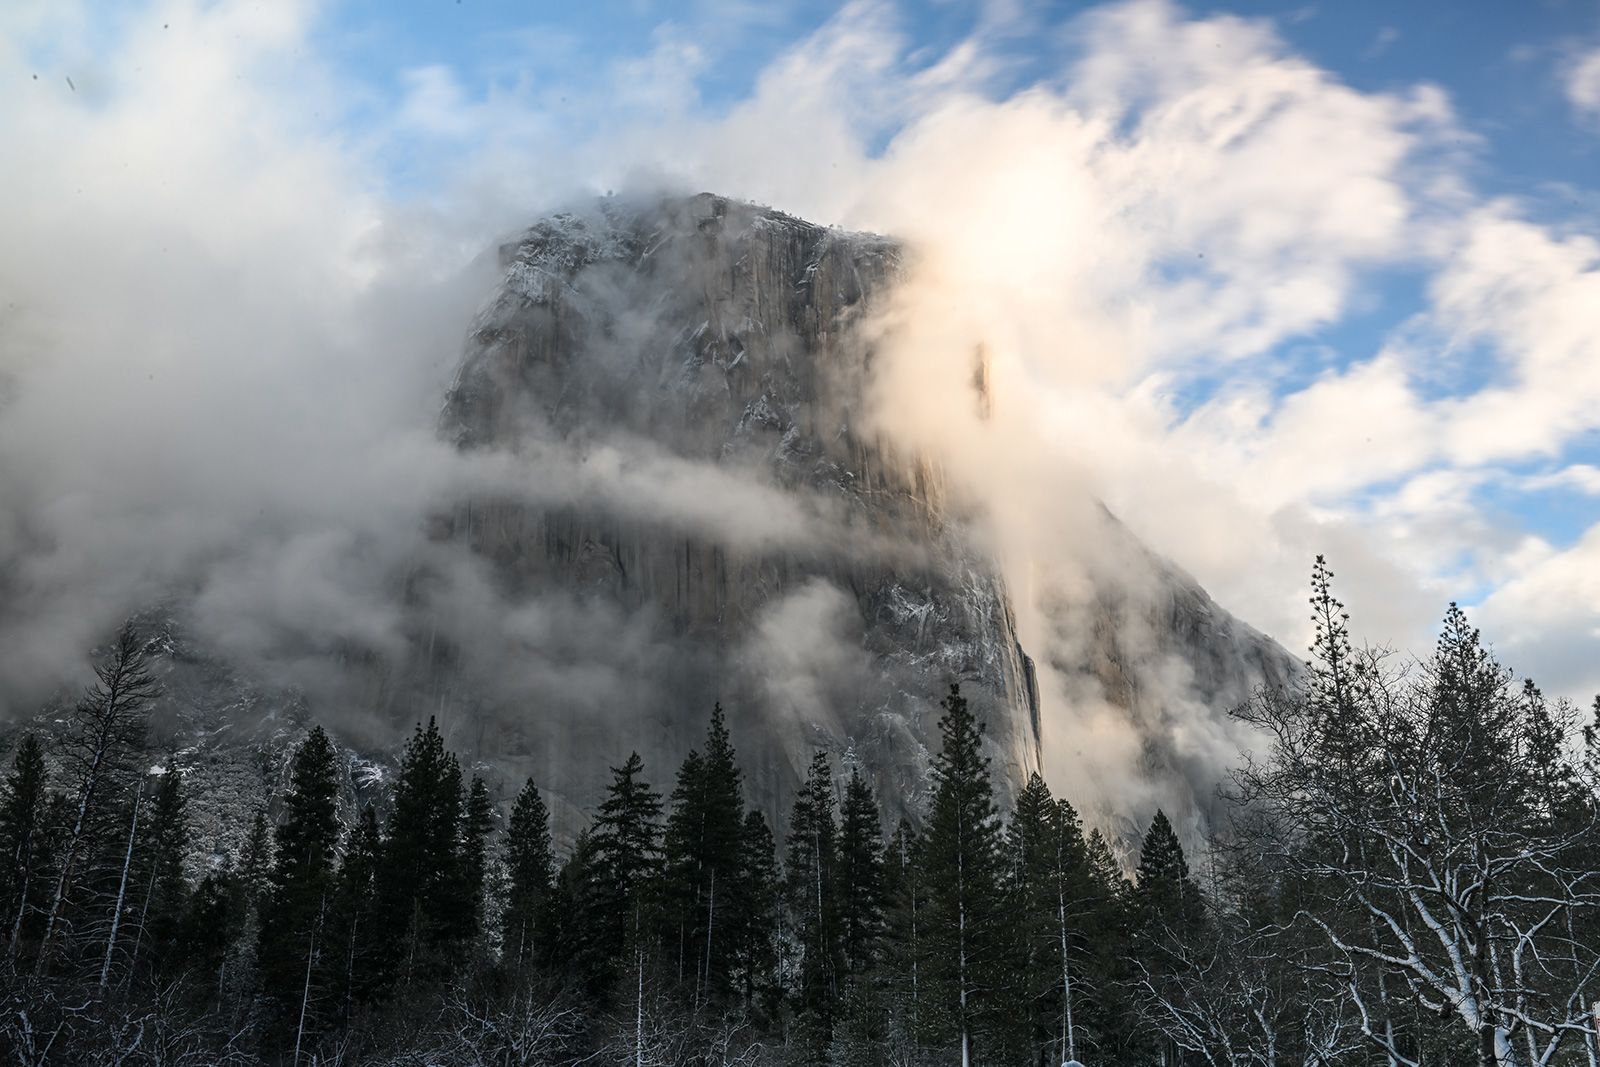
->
[0,557,1597,1065]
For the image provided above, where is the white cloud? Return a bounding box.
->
[1520,464,1600,496]
[5,0,1600,803]
[1567,46,1600,122]
[1475,524,1600,701]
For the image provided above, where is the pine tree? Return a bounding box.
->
[785,749,842,1054]
[1078,827,1135,1061]
[832,766,890,1067]
[0,734,51,960]
[328,804,381,1022]
[835,764,884,977]
[1426,603,1520,820]
[731,808,780,1019]
[238,808,273,913]
[1003,772,1088,1066]
[261,726,341,1030]
[179,870,237,985]
[662,747,706,984]
[378,717,466,987]
[591,752,662,1000]
[593,752,662,917]
[921,683,1004,1067]
[459,775,493,944]
[882,819,930,1045]
[129,764,189,977]
[1134,810,1202,938]
[549,828,612,995]
[502,776,554,975]
[1133,809,1204,1066]
[660,704,746,1003]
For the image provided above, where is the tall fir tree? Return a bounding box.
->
[732,808,780,1019]
[1132,809,1203,1067]
[0,734,52,961]
[129,764,189,977]
[261,726,341,1030]
[502,775,554,974]
[660,704,746,1003]
[1133,810,1202,937]
[835,764,884,977]
[1050,796,1091,1065]
[328,804,381,1023]
[1002,772,1088,1067]
[458,775,493,945]
[591,751,662,999]
[785,749,842,1057]
[882,818,931,1045]
[378,717,466,987]
[1078,827,1136,1061]
[921,683,1004,1067]
[549,828,612,995]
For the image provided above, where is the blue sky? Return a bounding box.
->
[4,0,1600,702]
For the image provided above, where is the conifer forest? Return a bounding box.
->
[1,560,1597,1066]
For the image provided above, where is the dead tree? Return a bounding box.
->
[37,622,156,971]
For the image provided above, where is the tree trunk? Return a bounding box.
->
[700,868,716,1011]
[8,826,32,958]
[1058,887,1075,1064]
[98,782,143,994]
[37,749,104,970]
[294,895,326,1066]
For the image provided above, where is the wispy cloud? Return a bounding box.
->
[3,0,1598,797]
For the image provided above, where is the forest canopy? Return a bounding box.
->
[0,558,1596,1066]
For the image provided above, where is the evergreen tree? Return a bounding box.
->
[1132,810,1204,1067]
[502,775,554,975]
[328,804,381,1022]
[178,870,237,985]
[1002,772,1088,1066]
[1134,810,1202,937]
[593,751,662,915]
[130,764,189,976]
[1049,797,1091,1064]
[731,808,780,1019]
[920,683,1004,1067]
[1078,827,1135,1061]
[660,704,746,1002]
[835,764,884,977]
[549,828,612,995]
[785,749,842,1055]
[378,717,466,987]
[0,734,51,960]
[261,726,341,1031]
[238,807,273,914]
[459,775,493,944]
[590,752,662,998]
[882,819,930,1045]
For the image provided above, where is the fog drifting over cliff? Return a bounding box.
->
[2,0,1597,820]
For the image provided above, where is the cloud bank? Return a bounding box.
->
[3,0,1598,819]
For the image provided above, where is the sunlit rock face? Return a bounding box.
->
[10,193,1291,850]
[429,191,1292,839]
[435,193,1044,830]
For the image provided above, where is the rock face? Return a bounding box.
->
[425,192,1291,835]
[433,194,1046,829]
[2,193,1292,849]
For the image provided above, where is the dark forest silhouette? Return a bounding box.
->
[1,559,1597,1065]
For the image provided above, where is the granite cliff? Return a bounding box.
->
[1,193,1293,849]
